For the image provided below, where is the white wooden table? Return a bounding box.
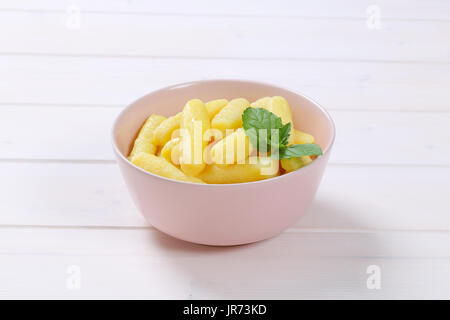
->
[0,0,449,299]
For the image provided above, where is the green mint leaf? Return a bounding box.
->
[242,107,290,149]
[269,123,290,156]
[242,107,322,161]
[243,127,262,151]
[242,107,284,152]
[278,122,291,146]
[279,143,323,159]
[242,107,282,131]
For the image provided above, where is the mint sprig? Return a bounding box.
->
[242,107,323,159]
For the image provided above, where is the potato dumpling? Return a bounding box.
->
[153,112,182,147]
[198,156,279,184]
[250,96,271,110]
[131,152,204,184]
[160,137,181,165]
[281,129,315,172]
[129,114,166,159]
[210,128,252,165]
[180,99,210,176]
[211,98,249,134]
[281,156,312,173]
[293,129,315,144]
[205,99,228,120]
[270,96,294,133]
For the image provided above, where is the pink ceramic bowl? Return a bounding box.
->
[112,80,335,246]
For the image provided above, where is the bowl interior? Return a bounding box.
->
[113,80,335,158]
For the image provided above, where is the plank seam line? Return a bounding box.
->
[0,224,450,234]
[1,53,449,65]
[1,159,450,168]
[0,159,117,164]
[0,253,449,260]
[1,103,450,113]
[0,102,124,109]
[0,252,448,260]
[1,8,450,23]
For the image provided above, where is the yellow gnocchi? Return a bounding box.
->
[131,152,204,184]
[128,96,320,184]
[153,112,182,147]
[160,137,181,165]
[210,128,252,165]
[205,99,228,120]
[211,98,249,134]
[129,114,166,159]
[179,99,210,177]
[198,157,279,184]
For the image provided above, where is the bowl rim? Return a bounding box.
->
[111,79,336,187]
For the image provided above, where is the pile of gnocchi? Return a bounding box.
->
[128,97,318,184]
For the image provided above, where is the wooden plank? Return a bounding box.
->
[1,0,449,20]
[1,106,449,165]
[331,110,450,166]
[1,254,449,299]
[8,227,450,258]
[1,56,449,111]
[0,106,117,161]
[0,228,449,299]
[298,165,450,230]
[1,162,448,230]
[1,11,449,62]
[0,162,146,227]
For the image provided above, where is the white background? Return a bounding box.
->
[0,0,449,299]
